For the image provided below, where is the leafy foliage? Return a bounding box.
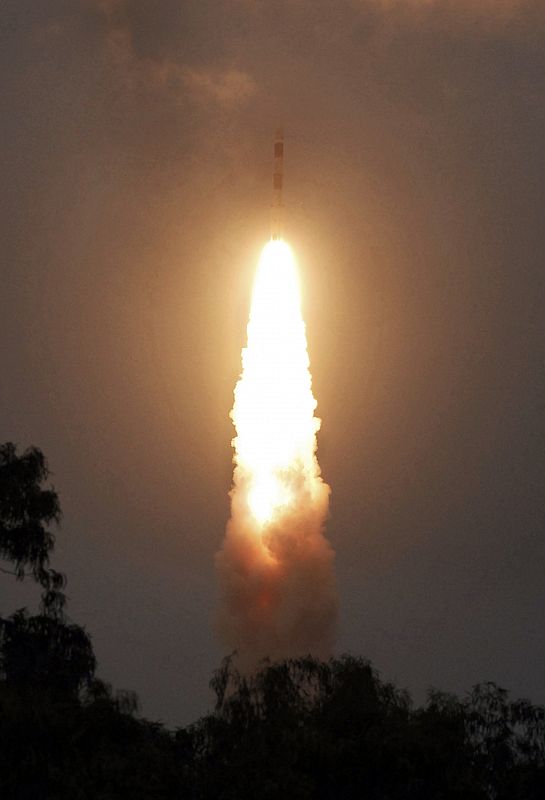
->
[0,443,60,579]
[0,609,96,698]
[0,680,194,800]
[0,442,95,705]
[195,655,485,799]
[0,442,66,615]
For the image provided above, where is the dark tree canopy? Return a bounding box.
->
[0,443,95,696]
[191,655,545,800]
[0,443,62,605]
[0,609,96,697]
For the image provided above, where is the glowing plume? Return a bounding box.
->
[216,240,337,664]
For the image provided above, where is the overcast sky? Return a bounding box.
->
[1,0,544,726]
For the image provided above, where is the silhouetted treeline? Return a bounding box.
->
[1,443,544,799]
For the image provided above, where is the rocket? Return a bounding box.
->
[271,128,284,240]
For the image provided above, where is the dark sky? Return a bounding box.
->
[1,0,544,727]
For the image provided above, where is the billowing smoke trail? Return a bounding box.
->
[216,240,337,664]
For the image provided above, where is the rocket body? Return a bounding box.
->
[271,128,284,240]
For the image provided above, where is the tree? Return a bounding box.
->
[0,609,95,697]
[467,682,545,799]
[194,656,542,799]
[195,655,485,800]
[0,442,65,614]
[0,443,198,798]
[0,442,96,696]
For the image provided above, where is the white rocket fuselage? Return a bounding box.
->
[271,129,284,240]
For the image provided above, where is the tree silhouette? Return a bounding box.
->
[193,655,545,800]
[0,442,65,614]
[467,682,545,799]
[0,609,95,697]
[0,442,95,697]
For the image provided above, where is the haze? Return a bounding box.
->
[1,0,544,726]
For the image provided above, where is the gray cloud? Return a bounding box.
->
[182,67,257,107]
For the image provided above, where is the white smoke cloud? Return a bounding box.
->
[217,472,337,665]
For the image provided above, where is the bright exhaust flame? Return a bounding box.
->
[216,240,337,664]
[234,241,320,525]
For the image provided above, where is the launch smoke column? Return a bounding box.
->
[216,154,338,663]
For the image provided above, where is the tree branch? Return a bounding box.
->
[0,566,31,578]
